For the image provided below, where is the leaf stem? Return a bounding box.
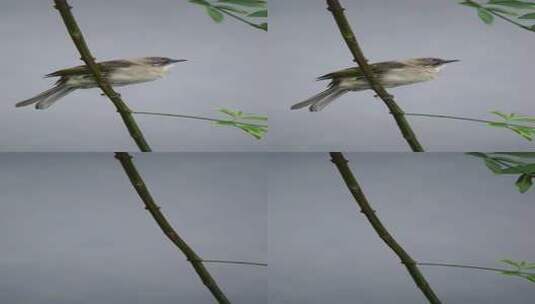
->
[326,0,424,152]
[417,262,534,276]
[132,111,268,128]
[402,112,533,129]
[194,259,268,267]
[53,0,152,151]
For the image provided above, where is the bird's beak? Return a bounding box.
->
[443,59,460,64]
[169,59,187,63]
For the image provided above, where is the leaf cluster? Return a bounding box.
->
[488,111,535,141]
[500,259,535,283]
[468,152,535,193]
[216,108,268,139]
[189,0,267,31]
[460,0,535,31]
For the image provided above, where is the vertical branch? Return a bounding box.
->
[114,152,230,304]
[325,0,424,152]
[329,152,441,304]
[53,0,152,152]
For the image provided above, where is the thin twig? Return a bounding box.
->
[326,0,424,152]
[418,262,534,276]
[133,111,268,128]
[53,0,152,152]
[465,0,535,32]
[329,152,441,304]
[114,152,230,304]
[195,259,268,267]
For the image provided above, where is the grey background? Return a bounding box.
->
[269,153,535,303]
[1,0,534,151]
[2,153,534,303]
[0,153,267,303]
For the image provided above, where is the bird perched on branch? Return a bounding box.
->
[291,58,459,112]
[15,57,186,109]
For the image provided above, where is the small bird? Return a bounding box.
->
[15,56,186,109]
[291,57,459,112]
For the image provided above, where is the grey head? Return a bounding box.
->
[411,57,460,68]
[143,56,187,67]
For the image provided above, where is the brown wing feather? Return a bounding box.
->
[45,60,132,78]
[317,61,407,80]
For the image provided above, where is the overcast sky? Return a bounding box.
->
[1,153,534,303]
[0,0,533,151]
[0,153,267,304]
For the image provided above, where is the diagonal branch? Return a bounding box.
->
[114,152,230,304]
[53,0,152,152]
[329,152,441,304]
[326,0,424,152]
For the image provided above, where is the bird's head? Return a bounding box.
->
[410,58,460,71]
[142,57,187,70]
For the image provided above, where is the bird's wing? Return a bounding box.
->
[44,60,132,78]
[317,61,407,80]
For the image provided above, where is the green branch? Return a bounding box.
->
[53,0,152,152]
[329,152,442,304]
[114,152,230,304]
[326,0,424,152]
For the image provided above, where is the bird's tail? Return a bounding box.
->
[290,86,348,112]
[15,84,75,110]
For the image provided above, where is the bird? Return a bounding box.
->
[290,57,459,112]
[15,56,187,110]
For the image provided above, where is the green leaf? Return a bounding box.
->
[495,152,535,158]
[240,114,268,121]
[500,163,535,174]
[509,114,535,123]
[460,1,481,8]
[484,158,504,173]
[219,108,240,118]
[501,259,521,268]
[248,9,267,17]
[519,12,535,19]
[190,0,210,6]
[487,0,535,9]
[489,156,527,165]
[478,7,495,23]
[485,6,519,15]
[491,111,511,120]
[515,174,533,193]
[509,126,535,141]
[217,0,266,8]
[501,270,520,276]
[214,4,249,14]
[206,6,224,23]
[258,22,268,31]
